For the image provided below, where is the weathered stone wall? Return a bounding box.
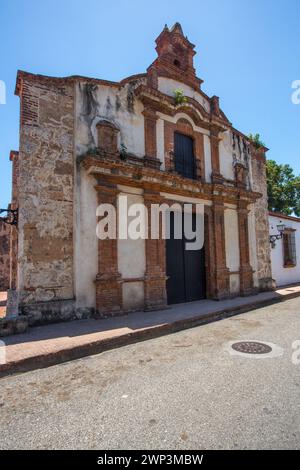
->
[9,150,19,292]
[16,73,76,323]
[0,221,10,290]
[250,149,273,289]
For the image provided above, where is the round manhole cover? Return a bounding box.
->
[231,341,272,355]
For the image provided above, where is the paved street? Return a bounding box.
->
[0,297,300,450]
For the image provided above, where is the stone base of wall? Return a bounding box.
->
[258,277,276,292]
[0,316,28,337]
[144,275,168,311]
[240,286,259,297]
[0,220,10,291]
[19,299,93,326]
[95,274,123,319]
[6,289,19,318]
[6,278,275,328]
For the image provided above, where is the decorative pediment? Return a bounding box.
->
[134,84,229,132]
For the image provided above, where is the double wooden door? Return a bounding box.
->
[166,212,206,304]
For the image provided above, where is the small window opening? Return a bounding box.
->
[283,230,297,267]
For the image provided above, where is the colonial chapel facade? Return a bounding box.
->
[7,23,272,324]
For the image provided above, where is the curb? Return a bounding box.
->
[1,290,300,378]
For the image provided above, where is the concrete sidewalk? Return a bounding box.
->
[1,284,300,378]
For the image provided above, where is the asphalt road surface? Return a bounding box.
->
[0,297,300,449]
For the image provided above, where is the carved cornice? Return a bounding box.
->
[81,153,261,205]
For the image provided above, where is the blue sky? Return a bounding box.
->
[0,0,299,208]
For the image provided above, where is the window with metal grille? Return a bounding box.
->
[283,230,297,267]
[174,132,196,180]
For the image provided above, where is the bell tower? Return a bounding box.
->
[147,23,203,91]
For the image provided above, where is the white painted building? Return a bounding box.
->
[269,212,300,286]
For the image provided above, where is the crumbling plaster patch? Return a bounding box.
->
[75,80,146,157]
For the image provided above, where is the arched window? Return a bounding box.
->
[283,230,297,267]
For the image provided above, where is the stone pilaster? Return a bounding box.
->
[194,132,205,182]
[95,182,122,317]
[250,146,273,291]
[210,127,224,184]
[143,190,167,311]
[237,199,254,295]
[164,120,176,172]
[211,198,230,298]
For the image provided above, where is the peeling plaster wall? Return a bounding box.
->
[219,131,234,180]
[75,80,146,157]
[117,190,146,278]
[117,188,146,311]
[74,80,146,311]
[224,208,240,271]
[122,281,144,311]
[224,208,240,294]
[74,168,98,311]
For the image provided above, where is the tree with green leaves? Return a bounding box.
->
[266,159,300,216]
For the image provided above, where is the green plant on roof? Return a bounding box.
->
[248,133,266,149]
[173,89,187,106]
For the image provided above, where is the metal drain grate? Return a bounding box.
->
[231,341,272,355]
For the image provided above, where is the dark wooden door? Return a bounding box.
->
[166,212,206,304]
[174,132,195,179]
